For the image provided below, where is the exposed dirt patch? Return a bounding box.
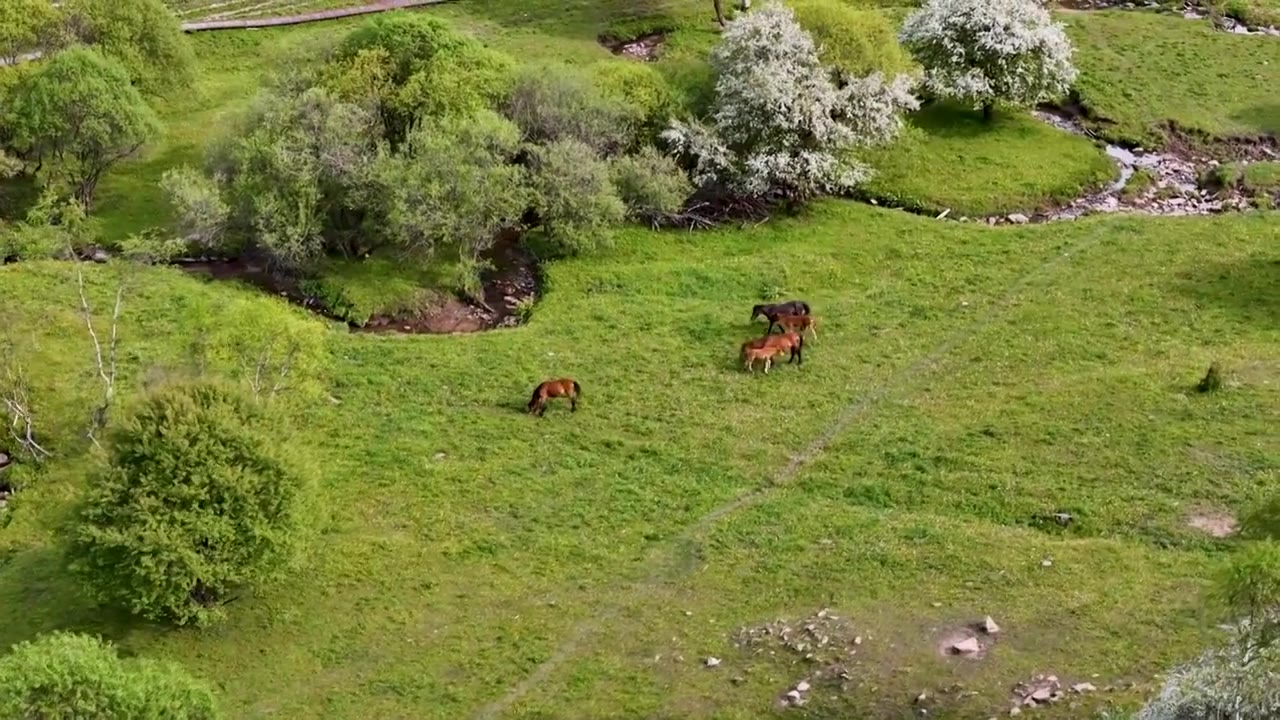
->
[598,31,668,61]
[176,232,540,335]
[1187,510,1238,537]
[1053,0,1280,34]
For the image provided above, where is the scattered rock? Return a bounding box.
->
[1007,213,1030,224]
[916,691,929,704]
[705,657,721,668]
[1015,674,1064,708]
[796,681,810,692]
[1041,558,1053,568]
[0,451,10,470]
[432,452,447,461]
[1072,682,1097,693]
[951,637,982,655]
[787,689,802,701]
[980,616,1001,635]
[89,247,111,263]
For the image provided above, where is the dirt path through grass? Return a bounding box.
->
[472,222,1119,720]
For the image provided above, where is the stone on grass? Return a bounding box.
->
[705,656,721,668]
[980,616,1000,634]
[796,681,810,692]
[951,636,981,655]
[1008,213,1029,224]
[1072,682,1096,693]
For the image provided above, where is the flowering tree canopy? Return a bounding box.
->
[899,0,1076,120]
[664,2,917,203]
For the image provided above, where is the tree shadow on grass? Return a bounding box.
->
[908,101,1027,140]
[1171,252,1280,326]
[0,543,141,652]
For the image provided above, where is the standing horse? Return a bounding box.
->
[741,331,804,373]
[771,313,818,341]
[751,300,811,333]
[527,378,581,416]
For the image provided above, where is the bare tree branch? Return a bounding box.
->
[74,260,124,449]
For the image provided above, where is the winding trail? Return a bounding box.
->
[180,0,446,31]
[472,221,1118,719]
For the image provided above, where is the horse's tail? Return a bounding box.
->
[572,380,582,398]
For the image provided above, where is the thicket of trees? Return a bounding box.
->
[0,0,188,212]
[164,15,689,296]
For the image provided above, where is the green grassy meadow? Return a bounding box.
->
[2,0,1279,718]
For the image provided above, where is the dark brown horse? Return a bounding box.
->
[751,300,811,333]
[528,378,581,416]
[741,331,804,373]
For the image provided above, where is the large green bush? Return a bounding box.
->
[790,0,911,78]
[610,147,691,223]
[58,0,194,95]
[590,60,677,144]
[0,632,219,719]
[69,381,310,626]
[324,14,512,139]
[374,111,528,299]
[529,139,625,255]
[504,65,639,156]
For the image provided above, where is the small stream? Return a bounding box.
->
[1022,110,1269,222]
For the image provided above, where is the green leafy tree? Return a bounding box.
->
[224,87,381,270]
[0,0,58,65]
[529,139,625,255]
[59,0,194,95]
[375,111,527,300]
[0,632,219,719]
[610,147,691,224]
[3,47,161,209]
[790,0,911,79]
[324,14,509,141]
[69,381,310,626]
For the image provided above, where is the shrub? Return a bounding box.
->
[529,139,625,255]
[161,166,230,253]
[58,0,194,96]
[327,14,502,139]
[1241,497,1280,541]
[395,42,514,120]
[0,632,219,719]
[899,0,1076,120]
[590,60,678,143]
[0,189,97,260]
[3,47,162,209]
[504,65,639,156]
[374,111,527,293]
[1219,541,1280,646]
[610,147,692,223]
[790,0,910,79]
[663,3,916,202]
[1137,620,1280,720]
[69,381,310,626]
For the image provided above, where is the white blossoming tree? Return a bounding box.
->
[899,0,1077,122]
[664,3,917,204]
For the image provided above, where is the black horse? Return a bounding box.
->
[750,300,811,333]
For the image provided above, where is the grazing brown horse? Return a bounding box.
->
[741,331,804,373]
[751,300,811,334]
[528,378,581,416]
[771,313,818,340]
